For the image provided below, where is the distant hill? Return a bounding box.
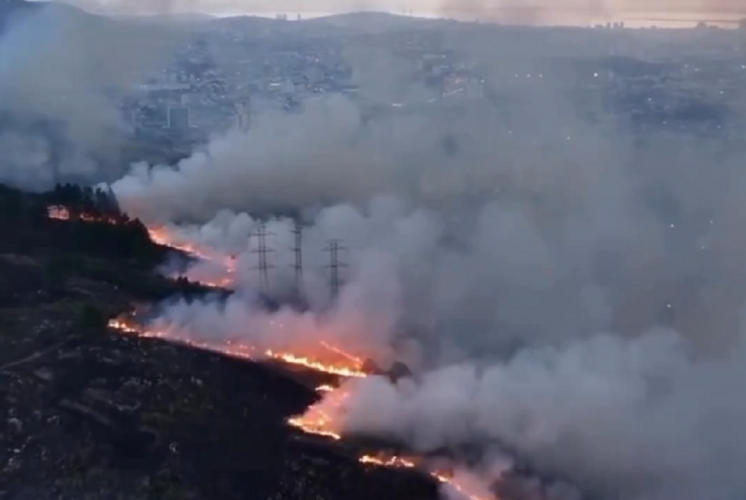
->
[305,11,428,32]
[212,14,287,29]
[205,11,442,36]
[112,12,216,25]
[0,0,107,34]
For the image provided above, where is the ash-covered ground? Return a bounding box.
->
[0,185,439,500]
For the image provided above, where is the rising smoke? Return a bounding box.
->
[110,22,746,499]
[0,1,184,190]
[322,328,746,500]
[6,4,746,499]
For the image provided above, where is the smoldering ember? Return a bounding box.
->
[2,1,746,500]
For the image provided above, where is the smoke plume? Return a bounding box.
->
[0,2,184,190]
[318,328,746,500]
[103,13,746,500]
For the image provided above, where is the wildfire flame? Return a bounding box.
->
[51,204,490,498]
[107,317,496,500]
[107,319,144,335]
[47,205,235,288]
[287,384,350,440]
[107,318,368,378]
[47,205,70,220]
[147,226,224,263]
[265,350,367,378]
[146,226,238,287]
[431,471,492,500]
[47,205,120,224]
[287,414,342,440]
[359,454,493,500]
[359,454,418,468]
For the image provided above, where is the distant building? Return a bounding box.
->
[739,18,746,30]
[167,106,190,129]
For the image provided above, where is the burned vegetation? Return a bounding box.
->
[0,183,440,500]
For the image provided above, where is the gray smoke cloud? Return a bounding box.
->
[3,0,746,497]
[0,2,184,190]
[112,99,405,222]
[104,16,746,500]
[320,328,746,500]
[113,83,746,355]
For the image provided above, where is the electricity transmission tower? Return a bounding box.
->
[324,239,348,299]
[290,219,303,290]
[250,222,275,294]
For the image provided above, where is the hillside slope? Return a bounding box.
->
[0,185,439,500]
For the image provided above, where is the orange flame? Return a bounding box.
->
[359,454,418,468]
[107,317,495,500]
[287,384,350,439]
[359,454,493,500]
[107,318,368,378]
[147,226,216,261]
[47,205,121,224]
[107,319,144,335]
[287,414,343,440]
[45,206,235,288]
[146,226,237,287]
[47,205,71,220]
[265,350,367,378]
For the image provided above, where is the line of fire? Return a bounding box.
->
[45,198,493,500]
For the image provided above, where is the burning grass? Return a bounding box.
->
[107,317,369,379]
[106,315,498,500]
[48,201,496,500]
[0,189,440,500]
[47,205,127,225]
[47,204,237,289]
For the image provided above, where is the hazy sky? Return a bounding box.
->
[46,0,746,19]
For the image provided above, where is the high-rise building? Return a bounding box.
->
[167,106,190,129]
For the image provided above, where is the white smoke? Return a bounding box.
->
[113,87,746,356]
[103,17,746,500]
[312,328,746,500]
[0,2,184,190]
[148,251,404,364]
[111,98,407,222]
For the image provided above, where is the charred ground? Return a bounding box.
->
[0,184,439,500]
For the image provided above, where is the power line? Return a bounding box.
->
[290,219,303,290]
[249,222,275,294]
[324,239,348,299]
